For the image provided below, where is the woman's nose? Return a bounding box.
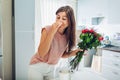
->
[57,19,62,23]
[58,21,63,26]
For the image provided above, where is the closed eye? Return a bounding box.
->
[62,18,67,20]
[56,16,60,19]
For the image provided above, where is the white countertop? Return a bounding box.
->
[71,68,107,80]
[55,68,107,80]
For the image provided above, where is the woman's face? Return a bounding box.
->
[56,12,69,34]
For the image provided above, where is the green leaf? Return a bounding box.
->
[86,38,90,43]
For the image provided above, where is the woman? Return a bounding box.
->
[28,5,82,80]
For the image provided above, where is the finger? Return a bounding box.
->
[75,49,83,53]
[58,23,62,27]
[52,22,60,29]
[56,22,62,28]
[77,48,83,51]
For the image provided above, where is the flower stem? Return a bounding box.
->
[70,50,85,70]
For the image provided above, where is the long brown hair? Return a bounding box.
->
[56,5,76,52]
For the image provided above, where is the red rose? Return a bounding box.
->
[82,30,86,33]
[82,29,89,33]
[84,29,89,32]
[98,36,103,41]
[89,29,94,33]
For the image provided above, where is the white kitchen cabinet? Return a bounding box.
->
[15,32,35,80]
[15,0,35,31]
[101,50,120,80]
[15,0,35,80]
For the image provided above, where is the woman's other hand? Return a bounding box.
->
[74,48,83,54]
[62,48,83,58]
[70,48,88,57]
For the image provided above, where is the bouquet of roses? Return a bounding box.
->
[70,28,103,70]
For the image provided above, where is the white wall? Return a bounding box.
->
[77,0,120,41]
[38,0,77,28]
[107,0,120,24]
[35,0,77,51]
[77,0,107,26]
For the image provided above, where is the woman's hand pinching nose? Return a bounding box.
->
[58,22,62,27]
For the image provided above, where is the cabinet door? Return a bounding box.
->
[102,58,120,69]
[15,32,35,80]
[102,50,120,61]
[15,0,35,31]
[102,50,120,80]
[102,50,120,69]
[102,65,120,80]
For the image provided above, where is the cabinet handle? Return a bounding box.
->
[112,71,119,75]
[114,55,119,58]
[114,63,119,67]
